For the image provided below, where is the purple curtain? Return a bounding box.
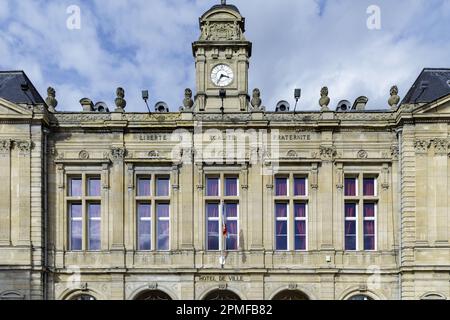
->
[294,203,306,218]
[157,203,170,218]
[70,178,82,197]
[207,203,219,218]
[70,204,82,250]
[225,203,238,218]
[275,203,287,218]
[225,178,238,196]
[364,220,375,250]
[88,178,101,197]
[295,221,306,235]
[345,203,356,217]
[345,178,356,196]
[156,178,170,197]
[275,178,288,196]
[294,178,306,196]
[206,178,219,197]
[364,203,375,217]
[363,178,375,196]
[137,178,151,197]
[138,203,151,251]
[157,221,170,250]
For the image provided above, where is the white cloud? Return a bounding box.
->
[0,0,449,112]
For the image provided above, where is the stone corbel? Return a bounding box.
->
[126,163,134,190]
[102,163,110,190]
[110,147,126,162]
[241,164,248,190]
[56,164,65,189]
[172,165,180,191]
[196,163,204,190]
[335,163,344,190]
[310,163,319,189]
[381,163,390,190]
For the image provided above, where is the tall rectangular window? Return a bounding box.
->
[69,203,82,251]
[157,203,170,251]
[344,174,378,251]
[274,174,309,251]
[205,174,240,251]
[136,174,171,251]
[207,203,220,251]
[363,203,376,250]
[294,203,307,251]
[67,174,102,251]
[88,203,101,251]
[345,203,357,251]
[275,203,288,251]
[138,203,151,251]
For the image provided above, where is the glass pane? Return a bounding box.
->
[70,204,82,251]
[294,178,306,196]
[137,178,151,197]
[364,221,375,236]
[294,203,306,218]
[276,235,288,251]
[345,236,356,250]
[295,235,306,251]
[69,178,82,197]
[138,220,151,251]
[138,203,151,218]
[345,203,356,217]
[363,178,376,196]
[206,177,219,197]
[225,177,238,196]
[157,220,170,251]
[224,203,238,218]
[156,177,170,197]
[275,203,288,218]
[364,203,375,217]
[226,235,238,251]
[207,221,219,250]
[88,204,101,250]
[364,235,375,250]
[207,203,219,218]
[344,178,357,196]
[70,203,82,218]
[88,178,101,197]
[275,177,288,196]
[345,221,356,235]
[157,203,170,218]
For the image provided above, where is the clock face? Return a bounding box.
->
[211,64,234,87]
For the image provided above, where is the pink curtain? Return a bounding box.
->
[275,203,287,218]
[364,203,375,217]
[275,178,287,196]
[294,178,306,196]
[345,178,356,196]
[345,203,356,217]
[207,178,219,196]
[296,221,306,235]
[138,178,151,196]
[294,204,306,218]
[207,203,219,218]
[225,178,238,196]
[225,203,238,218]
[363,179,375,196]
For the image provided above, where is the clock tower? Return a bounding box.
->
[192,1,252,112]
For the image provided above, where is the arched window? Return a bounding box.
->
[272,290,309,300]
[203,290,241,301]
[348,294,374,301]
[135,290,172,301]
[71,294,96,301]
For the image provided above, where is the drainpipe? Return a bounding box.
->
[396,127,403,300]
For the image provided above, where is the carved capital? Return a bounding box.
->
[319,145,337,161]
[414,139,429,154]
[0,139,12,154]
[390,145,399,160]
[110,147,126,161]
[431,139,448,155]
[15,140,33,155]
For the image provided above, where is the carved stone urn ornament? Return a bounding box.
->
[115,87,127,113]
[251,88,263,111]
[388,85,400,109]
[45,87,58,113]
[319,87,330,111]
[182,88,194,111]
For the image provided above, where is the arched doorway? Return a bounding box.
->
[203,290,241,301]
[71,294,96,301]
[272,290,309,300]
[135,290,172,301]
[347,294,374,301]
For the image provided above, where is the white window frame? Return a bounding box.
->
[294,202,308,251]
[344,203,358,251]
[275,202,289,251]
[156,202,171,251]
[363,202,377,251]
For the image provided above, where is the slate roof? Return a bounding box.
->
[0,71,45,105]
[402,68,450,104]
[202,3,240,17]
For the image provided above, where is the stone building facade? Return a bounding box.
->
[0,3,449,300]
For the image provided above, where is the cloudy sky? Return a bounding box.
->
[0,0,449,112]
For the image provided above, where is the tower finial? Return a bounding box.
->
[221,0,226,5]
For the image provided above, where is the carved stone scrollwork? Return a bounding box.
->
[0,139,11,154]
[286,150,298,159]
[79,150,90,160]
[310,163,319,189]
[357,150,368,159]
[218,283,228,290]
[127,164,134,190]
[336,163,344,190]
[16,141,33,155]
[414,139,429,154]
[102,163,110,190]
[319,146,337,161]
[148,282,158,290]
[381,164,390,190]
[110,147,126,161]
[56,164,65,189]
[172,165,180,191]
[80,283,89,291]
[288,283,298,290]
[148,150,160,159]
[390,145,399,160]
[431,139,448,155]
[241,164,248,190]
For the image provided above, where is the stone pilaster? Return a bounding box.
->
[0,139,12,245]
